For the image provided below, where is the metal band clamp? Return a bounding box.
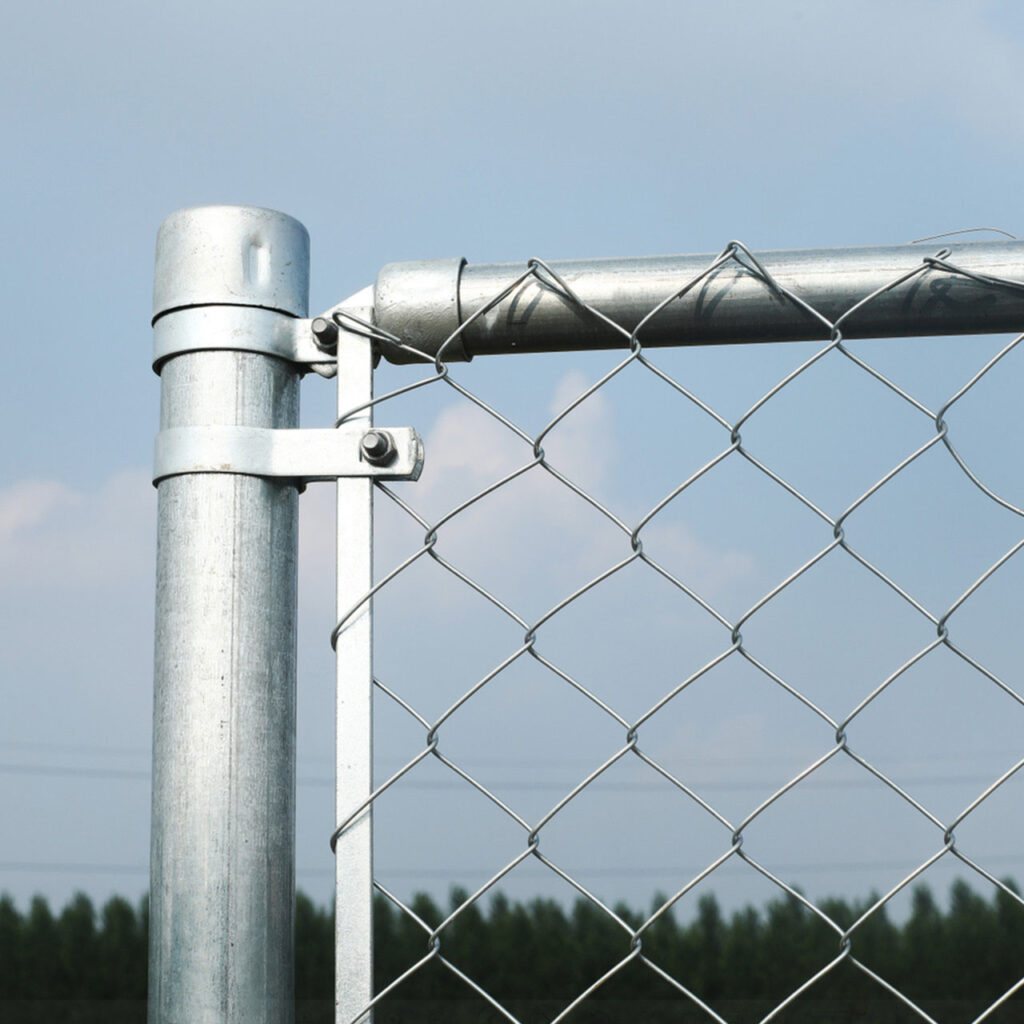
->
[153,426,423,485]
[152,307,337,377]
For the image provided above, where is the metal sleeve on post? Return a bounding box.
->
[149,206,307,1024]
[373,257,468,362]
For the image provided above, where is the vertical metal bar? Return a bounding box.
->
[334,311,375,1023]
[149,206,309,1024]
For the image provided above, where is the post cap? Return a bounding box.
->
[153,205,310,322]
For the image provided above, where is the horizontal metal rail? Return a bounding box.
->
[370,240,1024,362]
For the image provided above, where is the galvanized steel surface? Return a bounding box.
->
[151,424,423,484]
[373,241,1024,361]
[150,207,305,1024]
[153,205,310,322]
[151,306,329,372]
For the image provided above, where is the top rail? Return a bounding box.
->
[370,240,1024,363]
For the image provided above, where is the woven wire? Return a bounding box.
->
[331,242,1024,1023]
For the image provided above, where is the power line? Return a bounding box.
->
[0,862,151,875]
[4,855,1023,879]
[4,737,1022,771]
[0,739,152,757]
[1,760,1019,793]
[0,762,150,781]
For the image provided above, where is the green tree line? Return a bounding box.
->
[3,880,1024,1023]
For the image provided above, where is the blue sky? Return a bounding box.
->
[4,0,1024,921]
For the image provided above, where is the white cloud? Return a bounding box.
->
[640,518,755,606]
[291,368,756,638]
[357,371,757,622]
[0,470,155,592]
[0,480,81,550]
[412,368,617,504]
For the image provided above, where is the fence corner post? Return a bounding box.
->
[149,205,309,1024]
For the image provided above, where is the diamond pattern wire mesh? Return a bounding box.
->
[329,242,1024,1023]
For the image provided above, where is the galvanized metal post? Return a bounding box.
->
[149,206,309,1024]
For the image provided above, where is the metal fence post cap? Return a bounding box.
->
[153,205,310,323]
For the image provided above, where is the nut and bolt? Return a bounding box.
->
[311,316,339,352]
[360,430,396,466]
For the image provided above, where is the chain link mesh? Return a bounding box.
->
[330,241,1024,1023]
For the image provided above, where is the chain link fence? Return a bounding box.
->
[328,238,1024,1023]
